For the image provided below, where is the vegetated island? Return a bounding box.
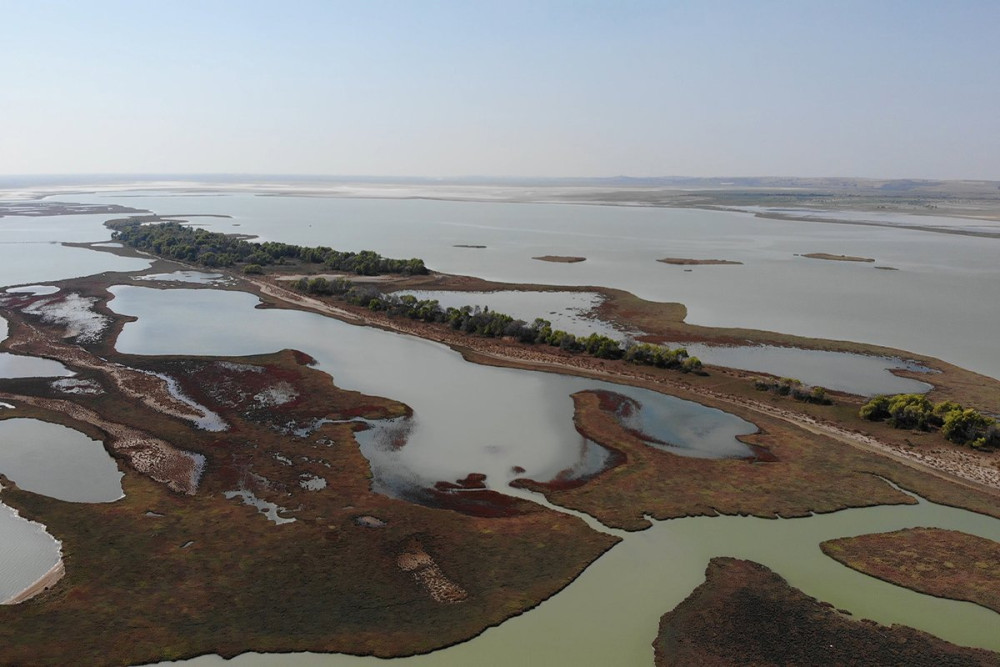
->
[2,219,999,664]
[653,558,998,667]
[821,528,1000,614]
[532,255,586,263]
[0,280,616,664]
[801,252,876,262]
[657,257,742,266]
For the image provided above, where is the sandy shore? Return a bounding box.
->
[3,560,64,605]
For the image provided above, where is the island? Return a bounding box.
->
[821,528,1000,614]
[532,255,586,263]
[801,252,876,262]
[653,558,998,666]
[657,257,742,265]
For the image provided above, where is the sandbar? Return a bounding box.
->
[802,253,875,262]
[657,257,742,266]
[533,255,586,263]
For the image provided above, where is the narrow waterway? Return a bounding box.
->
[168,489,1000,666]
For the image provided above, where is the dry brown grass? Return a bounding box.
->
[821,528,1000,614]
[654,558,998,666]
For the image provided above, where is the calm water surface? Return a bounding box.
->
[168,491,1000,666]
[105,285,1000,664]
[0,418,123,503]
[679,343,933,396]
[3,195,998,660]
[107,286,754,491]
[0,212,149,286]
[70,192,1000,380]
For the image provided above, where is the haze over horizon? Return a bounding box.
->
[3,1,998,181]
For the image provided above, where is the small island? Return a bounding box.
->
[657,257,742,266]
[453,244,487,248]
[821,528,1000,614]
[653,558,998,666]
[802,253,875,262]
[533,255,586,263]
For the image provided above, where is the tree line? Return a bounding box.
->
[860,393,999,449]
[754,377,831,404]
[108,218,428,276]
[293,277,704,372]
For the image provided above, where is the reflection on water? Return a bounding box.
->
[679,343,934,396]
[68,191,1000,380]
[107,287,754,495]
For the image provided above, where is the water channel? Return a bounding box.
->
[100,284,1000,664]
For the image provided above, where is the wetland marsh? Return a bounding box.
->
[1,185,998,665]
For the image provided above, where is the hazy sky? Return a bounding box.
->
[2,1,998,179]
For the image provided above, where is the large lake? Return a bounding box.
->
[65,192,1000,380]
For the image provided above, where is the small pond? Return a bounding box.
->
[0,418,123,503]
[679,343,934,396]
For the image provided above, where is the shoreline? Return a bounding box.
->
[245,276,1000,500]
[2,559,64,605]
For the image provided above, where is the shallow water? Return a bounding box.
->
[100,283,1000,663]
[0,316,74,381]
[107,286,753,493]
[0,501,60,604]
[166,490,1000,666]
[0,354,73,380]
[0,418,123,503]
[0,213,150,287]
[69,191,1000,380]
[679,343,933,396]
[3,193,998,660]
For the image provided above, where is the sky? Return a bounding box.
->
[2,0,998,180]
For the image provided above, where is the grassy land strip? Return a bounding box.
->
[653,557,998,666]
[821,528,1000,614]
[0,286,618,664]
